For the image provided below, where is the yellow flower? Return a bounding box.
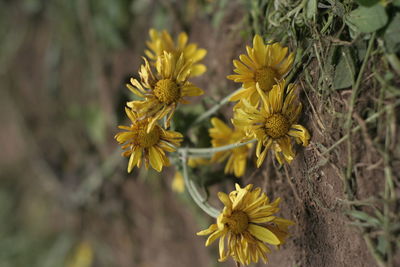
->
[209,117,252,177]
[127,52,204,132]
[227,34,294,107]
[172,171,185,193]
[145,28,207,77]
[197,184,294,265]
[233,80,310,166]
[115,107,183,172]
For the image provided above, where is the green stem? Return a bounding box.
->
[320,13,333,34]
[344,33,375,194]
[177,139,256,157]
[346,32,376,130]
[180,148,220,218]
[386,53,400,76]
[190,87,243,127]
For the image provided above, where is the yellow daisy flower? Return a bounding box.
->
[233,80,310,166]
[209,117,252,177]
[127,52,204,132]
[227,34,294,107]
[197,184,294,265]
[115,107,183,172]
[145,28,207,77]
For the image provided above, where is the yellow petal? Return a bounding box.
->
[288,124,310,146]
[210,117,232,136]
[277,52,294,76]
[233,156,246,177]
[233,59,251,73]
[239,54,257,69]
[270,43,288,66]
[157,142,176,152]
[253,34,266,65]
[270,80,285,112]
[275,137,295,163]
[273,217,295,228]
[256,140,263,157]
[126,83,144,97]
[232,185,248,210]
[149,146,163,172]
[256,138,272,168]
[249,215,276,224]
[190,64,207,76]
[181,83,204,97]
[197,224,218,236]
[124,107,137,123]
[256,147,268,168]
[205,229,225,246]
[218,192,232,208]
[191,48,207,61]
[218,233,226,262]
[256,83,271,115]
[229,88,249,102]
[248,224,281,245]
[177,32,188,49]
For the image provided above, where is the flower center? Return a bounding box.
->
[154,79,180,104]
[226,211,249,234]
[133,121,161,148]
[254,67,279,92]
[265,114,290,139]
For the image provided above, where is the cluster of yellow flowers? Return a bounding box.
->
[115,30,311,265]
[207,34,310,178]
[115,29,207,172]
[196,35,310,265]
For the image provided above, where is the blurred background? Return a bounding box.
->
[0,0,250,266]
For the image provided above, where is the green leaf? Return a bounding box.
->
[376,235,389,255]
[347,210,381,227]
[333,47,355,90]
[393,0,400,7]
[384,13,400,53]
[346,5,388,33]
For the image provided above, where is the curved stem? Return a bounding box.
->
[189,87,243,127]
[177,139,256,157]
[180,148,220,218]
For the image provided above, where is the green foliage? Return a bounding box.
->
[384,13,400,53]
[346,4,388,33]
[333,47,355,90]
